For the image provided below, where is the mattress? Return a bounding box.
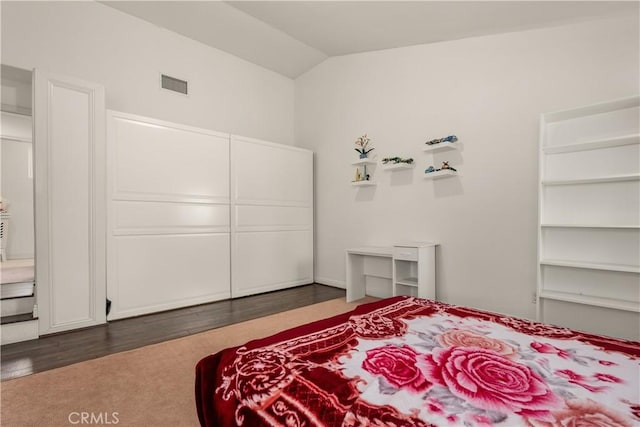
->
[195,296,639,426]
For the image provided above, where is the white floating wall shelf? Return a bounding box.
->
[423,170,458,180]
[382,163,415,171]
[351,181,376,187]
[422,142,460,152]
[351,158,377,165]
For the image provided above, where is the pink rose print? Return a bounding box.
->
[527,398,634,427]
[530,341,570,359]
[556,369,586,382]
[467,413,493,426]
[419,347,561,420]
[438,329,517,359]
[593,372,623,384]
[425,398,444,415]
[362,345,431,392]
[626,401,640,421]
[598,360,617,366]
[556,369,607,393]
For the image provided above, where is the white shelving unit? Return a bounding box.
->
[392,243,438,299]
[422,142,460,152]
[541,174,639,186]
[541,224,639,229]
[352,158,377,166]
[537,95,640,340]
[539,259,640,274]
[351,157,376,186]
[423,138,461,180]
[423,169,458,180]
[351,181,376,187]
[381,162,415,171]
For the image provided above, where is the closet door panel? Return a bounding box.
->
[49,86,91,325]
[233,138,312,205]
[107,111,231,319]
[0,122,34,259]
[232,231,312,297]
[34,70,106,335]
[110,234,230,319]
[231,136,313,298]
[113,201,229,235]
[235,205,311,229]
[111,114,229,203]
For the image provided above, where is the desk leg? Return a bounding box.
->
[418,246,436,300]
[346,253,366,302]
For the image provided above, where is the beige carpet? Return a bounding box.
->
[1,297,376,427]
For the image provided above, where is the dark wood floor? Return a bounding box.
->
[1,283,345,381]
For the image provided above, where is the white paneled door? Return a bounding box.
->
[34,70,106,335]
[106,111,231,319]
[231,136,314,297]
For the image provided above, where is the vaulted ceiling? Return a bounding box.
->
[102,1,637,78]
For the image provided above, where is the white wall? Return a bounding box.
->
[1,139,34,259]
[1,77,31,115]
[0,112,34,259]
[1,1,294,145]
[295,14,639,319]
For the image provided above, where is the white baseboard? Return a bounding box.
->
[315,277,346,289]
[108,290,231,321]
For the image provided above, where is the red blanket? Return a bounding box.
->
[195,297,640,426]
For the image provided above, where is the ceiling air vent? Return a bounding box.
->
[161,74,188,95]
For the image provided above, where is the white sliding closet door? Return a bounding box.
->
[107,111,230,320]
[34,70,106,335]
[231,136,313,298]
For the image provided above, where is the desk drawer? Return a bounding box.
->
[393,246,418,261]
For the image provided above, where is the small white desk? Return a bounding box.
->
[346,243,437,302]
[346,247,393,302]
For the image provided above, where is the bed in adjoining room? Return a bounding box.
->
[195,296,639,427]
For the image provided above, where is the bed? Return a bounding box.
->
[195,296,640,426]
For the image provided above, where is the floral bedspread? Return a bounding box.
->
[195,297,640,426]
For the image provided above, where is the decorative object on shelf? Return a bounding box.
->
[351,135,375,185]
[353,167,370,182]
[355,134,374,159]
[425,161,457,173]
[425,134,458,146]
[382,157,414,165]
[440,161,456,171]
